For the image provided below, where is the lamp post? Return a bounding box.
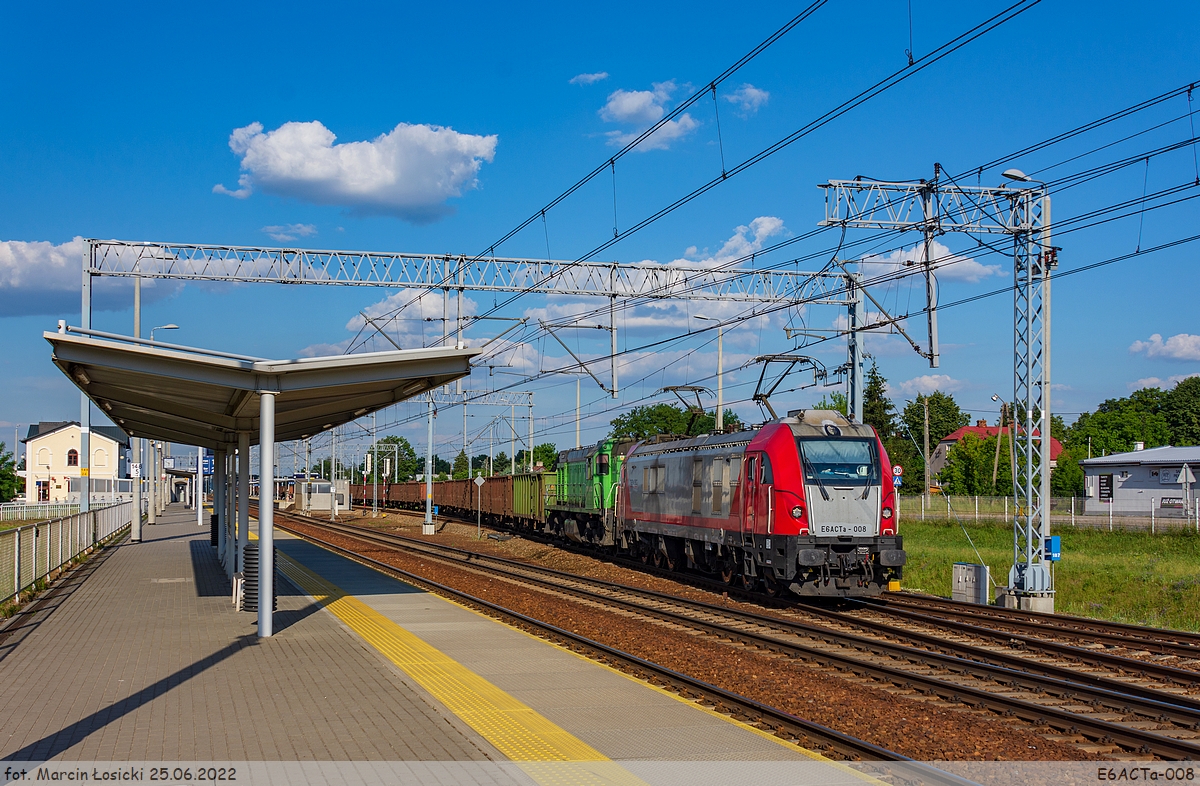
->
[694,315,723,432]
[151,323,179,342]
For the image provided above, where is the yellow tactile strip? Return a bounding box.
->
[274,551,660,786]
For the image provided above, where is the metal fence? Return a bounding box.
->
[897,494,1200,533]
[0,502,81,522]
[0,501,132,605]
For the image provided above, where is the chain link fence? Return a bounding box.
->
[0,501,132,605]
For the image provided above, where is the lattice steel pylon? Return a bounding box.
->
[820,168,1057,610]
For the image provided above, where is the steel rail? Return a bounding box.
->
[873,594,1200,652]
[264,513,974,775]
[269,509,1200,760]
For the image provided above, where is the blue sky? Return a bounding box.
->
[3,1,1199,465]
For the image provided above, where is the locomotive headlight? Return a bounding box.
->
[881,506,893,519]
[791,505,804,519]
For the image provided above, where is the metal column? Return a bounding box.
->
[196,446,204,526]
[258,392,276,638]
[80,242,91,513]
[846,272,865,422]
[424,396,435,535]
[215,449,226,558]
[148,443,157,524]
[237,431,250,573]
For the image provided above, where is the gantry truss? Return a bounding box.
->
[820,173,1056,604]
[86,240,847,304]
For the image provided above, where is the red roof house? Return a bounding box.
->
[929,420,1064,476]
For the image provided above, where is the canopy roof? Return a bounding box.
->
[47,329,479,450]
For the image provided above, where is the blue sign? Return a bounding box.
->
[1044,535,1061,562]
[203,456,214,475]
[893,476,903,487]
[433,505,439,516]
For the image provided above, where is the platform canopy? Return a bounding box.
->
[46,329,481,450]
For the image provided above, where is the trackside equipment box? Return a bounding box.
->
[951,562,991,605]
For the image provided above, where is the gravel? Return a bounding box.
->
[288,511,1096,761]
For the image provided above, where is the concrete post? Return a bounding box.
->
[196,446,204,527]
[258,392,276,638]
[80,241,91,514]
[225,451,236,576]
[131,437,142,542]
[424,397,435,535]
[237,431,250,573]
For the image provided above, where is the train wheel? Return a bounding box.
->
[762,572,788,598]
[719,564,736,585]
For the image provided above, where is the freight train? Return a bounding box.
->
[351,410,906,597]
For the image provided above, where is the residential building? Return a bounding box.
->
[929,420,1063,476]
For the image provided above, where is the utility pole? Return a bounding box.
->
[424,395,435,534]
[528,402,534,472]
[923,396,931,505]
[372,412,378,518]
[509,405,515,476]
[131,278,142,542]
[845,272,865,422]
[576,378,581,448]
[820,167,1056,611]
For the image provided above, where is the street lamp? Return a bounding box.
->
[693,315,723,432]
[151,323,179,342]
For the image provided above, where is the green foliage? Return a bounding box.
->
[0,441,20,503]
[939,431,1016,496]
[471,453,490,473]
[1163,376,1200,446]
[899,518,1200,631]
[1052,445,1086,496]
[452,450,469,480]
[494,451,510,474]
[609,403,743,440]
[862,362,896,439]
[900,391,969,449]
[812,391,848,416]
[1068,395,1171,456]
[433,455,451,475]
[533,442,558,470]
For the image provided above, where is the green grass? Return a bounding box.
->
[899,518,1200,632]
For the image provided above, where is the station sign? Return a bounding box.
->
[130,463,141,478]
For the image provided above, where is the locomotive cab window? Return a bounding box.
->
[759,455,773,484]
[798,438,877,486]
[597,453,610,477]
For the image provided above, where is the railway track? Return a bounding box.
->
[268,507,1200,761]
[861,594,1200,660]
[257,508,974,781]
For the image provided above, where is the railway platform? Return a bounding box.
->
[0,504,871,786]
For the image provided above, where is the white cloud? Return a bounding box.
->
[1131,373,1200,390]
[0,237,179,316]
[600,81,698,151]
[570,72,609,85]
[860,240,1001,284]
[1129,333,1200,361]
[894,374,965,396]
[724,83,769,115]
[261,223,317,242]
[214,120,498,223]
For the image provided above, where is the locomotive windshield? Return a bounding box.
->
[797,438,878,487]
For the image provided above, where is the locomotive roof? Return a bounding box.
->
[784,409,878,440]
[629,410,875,458]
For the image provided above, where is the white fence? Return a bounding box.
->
[0,501,132,604]
[0,502,80,522]
[897,494,1200,533]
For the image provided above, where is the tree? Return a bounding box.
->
[1051,445,1085,497]
[812,391,848,416]
[433,455,451,475]
[940,433,993,495]
[1067,400,1170,456]
[1163,376,1200,446]
[471,453,490,473]
[494,451,510,474]
[900,391,969,448]
[377,435,419,481]
[862,362,897,439]
[452,450,469,480]
[609,403,743,440]
[0,441,20,503]
[533,442,558,470]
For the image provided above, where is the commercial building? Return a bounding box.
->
[1079,445,1199,516]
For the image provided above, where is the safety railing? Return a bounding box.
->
[0,501,132,605]
[0,502,80,522]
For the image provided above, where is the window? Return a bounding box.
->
[692,459,703,514]
[797,438,877,486]
[711,459,725,516]
[759,455,773,484]
[37,447,51,467]
[67,449,79,467]
[93,448,108,467]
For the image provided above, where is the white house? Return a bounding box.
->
[1079,445,1200,517]
[22,421,130,503]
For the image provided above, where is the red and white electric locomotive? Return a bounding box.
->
[616,409,906,596]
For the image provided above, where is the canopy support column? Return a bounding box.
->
[258,391,276,638]
[215,449,226,558]
[237,431,250,573]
